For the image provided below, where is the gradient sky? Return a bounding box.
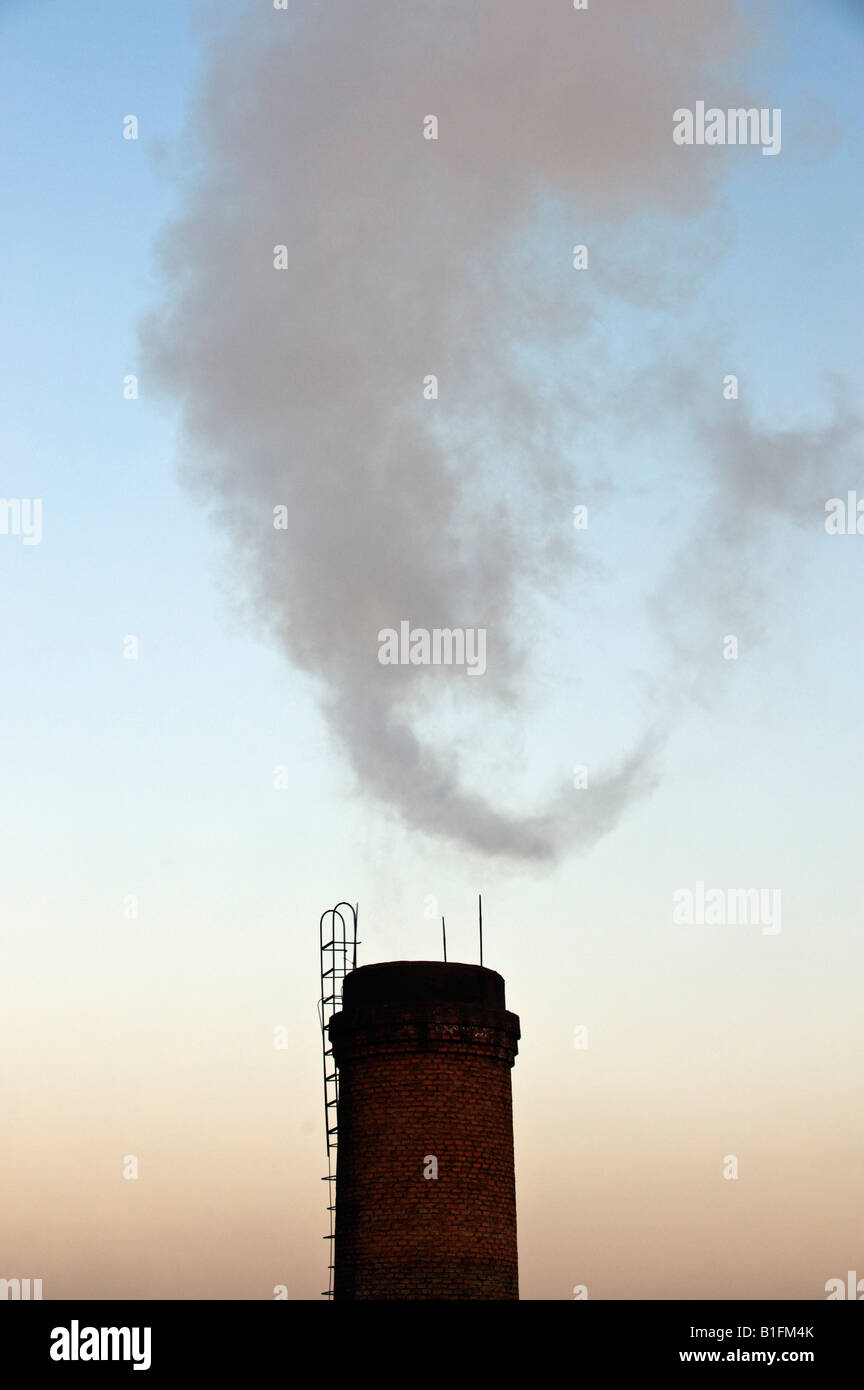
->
[1,0,862,1300]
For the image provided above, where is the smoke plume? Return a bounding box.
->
[142,0,854,862]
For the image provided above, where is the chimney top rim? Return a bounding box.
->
[340,960,508,1010]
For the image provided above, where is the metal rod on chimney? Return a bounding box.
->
[479,894,483,967]
[442,916,447,962]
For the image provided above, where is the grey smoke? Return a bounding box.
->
[142,0,853,862]
[651,378,862,678]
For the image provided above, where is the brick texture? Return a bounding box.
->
[328,963,520,1301]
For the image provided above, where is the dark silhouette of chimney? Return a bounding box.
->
[328,960,520,1300]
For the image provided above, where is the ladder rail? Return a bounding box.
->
[317,901,358,1299]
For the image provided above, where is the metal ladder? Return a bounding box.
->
[317,902,358,1298]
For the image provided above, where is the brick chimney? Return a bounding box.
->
[328,960,520,1300]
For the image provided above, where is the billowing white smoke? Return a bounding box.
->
[142,0,856,861]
